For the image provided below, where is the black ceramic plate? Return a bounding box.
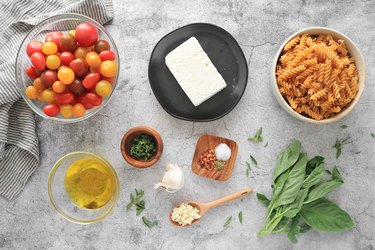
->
[148,23,248,121]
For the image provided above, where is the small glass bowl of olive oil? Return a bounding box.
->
[48,151,119,224]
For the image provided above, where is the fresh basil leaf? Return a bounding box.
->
[331,166,343,182]
[258,213,284,236]
[299,223,311,233]
[302,163,325,189]
[248,127,263,142]
[305,156,324,175]
[142,216,158,228]
[281,188,309,218]
[300,198,353,232]
[238,211,243,224]
[266,170,290,219]
[273,140,301,182]
[288,214,301,243]
[340,125,348,129]
[250,155,257,166]
[256,193,271,207]
[224,216,232,228]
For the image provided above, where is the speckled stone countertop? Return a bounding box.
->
[1,0,374,249]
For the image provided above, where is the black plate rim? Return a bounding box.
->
[148,22,249,122]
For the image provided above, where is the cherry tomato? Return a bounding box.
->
[95,40,110,53]
[85,52,101,68]
[82,72,100,89]
[60,51,75,66]
[77,94,93,109]
[95,80,112,97]
[101,76,115,84]
[69,58,88,77]
[55,91,75,104]
[99,50,115,61]
[58,67,75,85]
[60,104,73,118]
[74,47,88,59]
[26,40,43,57]
[25,86,38,99]
[37,93,44,102]
[59,33,77,52]
[75,23,98,47]
[25,66,40,79]
[41,89,55,103]
[86,92,103,106]
[99,60,117,77]
[45,31,63,51]
[40,70,58,87]
[33,77,46,91]
[43,103,60,117]
[42,42,58,55]
[52,81,66,93]
[46,55,61,70]
[68,79,85,96]
[72,103,86,117]
[68,30,76,37]
[30,52,46,71]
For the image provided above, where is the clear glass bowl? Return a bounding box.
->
[15,14,119,123]
[48,151,120,224]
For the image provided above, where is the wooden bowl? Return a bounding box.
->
[120,126,163,168]
[191,134,238,181]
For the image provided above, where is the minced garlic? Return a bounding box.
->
[171,203,201,226]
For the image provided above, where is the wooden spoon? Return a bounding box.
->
[169,187,252,227]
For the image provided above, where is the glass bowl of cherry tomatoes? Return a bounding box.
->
[15,13,119,122]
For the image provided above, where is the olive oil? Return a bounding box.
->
[65,157,116,209]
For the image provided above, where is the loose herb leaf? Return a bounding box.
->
[127,189,145,212]
[248,127,263,142]
[239,211,243,224]
[250,155,258,166]
[246,162,251,177]
[333,137,351,159]
[340,125,348,129]
[142,216,158,228]
[224,216,232,228]
[371,133,375,138]
[264,142,268,148]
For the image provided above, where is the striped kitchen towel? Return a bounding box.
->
[0,0,114,200]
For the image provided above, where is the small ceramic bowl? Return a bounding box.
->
[271,27,366,124]
[120,126,163,168]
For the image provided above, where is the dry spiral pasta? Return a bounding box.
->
[276,34,359,120]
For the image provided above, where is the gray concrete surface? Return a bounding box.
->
[1,0,375,249]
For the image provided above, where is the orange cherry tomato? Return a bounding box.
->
[60,104,73,118]
[52,81,66,93]
[58,67,75,85]
[85,51,101,68]
[99,60,117,77]
[95,80,112,97]
[42,41,58,55]
[41,89,55,103]
[72,103,86,117]
[33,77,46,92]
[46,55,61,70]
[25,86,38,99]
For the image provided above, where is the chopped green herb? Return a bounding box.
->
[333,137,351,159]
[246,161,251,177]
[142,216,158,228]
[129,134,157,161]
[214,160,226,171]
[371,133,375,138]
[224,216,232,228]
[264,142,268,148]
[340,125,348,129]
[248,127,263,142]
[127,189,145,214]
[238,211,243,224]
[250,155,257,166]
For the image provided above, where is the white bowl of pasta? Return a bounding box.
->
[271,27,365,124]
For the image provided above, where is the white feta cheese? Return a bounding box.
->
[165,37,227,106]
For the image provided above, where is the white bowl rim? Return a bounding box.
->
[271,26,366,124]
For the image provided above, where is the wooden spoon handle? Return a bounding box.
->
[207,187,253,209]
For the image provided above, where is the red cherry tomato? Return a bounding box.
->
[25,66,40,79]
[69,58,88,77]
[30,52,46,71]
[60,51,75,66]
[55,91,75,105]
[59,33,77,52]
[85,92,103,106]
[43,104,60,117]
[82,72,100,89]
[77,93,93,109]
[75,23,98,47]
[45,31,63,51]
[26,41,43,57]
[40,70,57,87]
[99,50,115,61]
[101,76,115,84]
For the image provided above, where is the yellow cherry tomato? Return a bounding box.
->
[60,104,73,118]
[72,103,85,117]
[37,93,44,102]
[33,77,46,92]
[41,89,55,103]
[85,51,101,68]
[58,67,75,85]
[25,86,38,99]
[52,80,66,93]
[68,30,76,37]
[42,41,58,55]
[46,55,61,70]
[95,80,112,97]
[99,60,117,77]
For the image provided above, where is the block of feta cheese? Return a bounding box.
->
[165,37,227,107]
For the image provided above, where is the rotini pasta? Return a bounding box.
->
[276,34,359,120]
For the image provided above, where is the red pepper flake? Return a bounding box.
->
[199,149,216,170]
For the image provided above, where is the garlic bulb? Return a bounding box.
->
[154,164,184,193]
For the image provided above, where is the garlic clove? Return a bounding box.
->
[154,163,184,193]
